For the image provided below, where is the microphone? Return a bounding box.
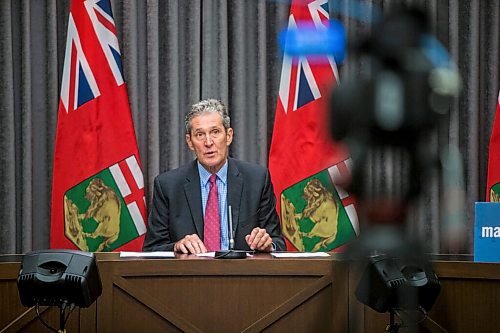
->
[228,205,235,250]
[214,205,247,259]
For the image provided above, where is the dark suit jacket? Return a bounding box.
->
[143,158,285,251]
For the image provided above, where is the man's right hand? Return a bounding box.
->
[173,234,207,254]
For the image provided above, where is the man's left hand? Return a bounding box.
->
[245,227,273,252]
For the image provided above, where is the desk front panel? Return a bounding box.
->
[95,255,348,333]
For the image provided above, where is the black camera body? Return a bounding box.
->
[330,8,456,201]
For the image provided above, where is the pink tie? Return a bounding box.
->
[204,174,220,251]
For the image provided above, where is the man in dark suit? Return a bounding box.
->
[143,99,285,253]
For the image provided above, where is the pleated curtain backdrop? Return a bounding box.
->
[0,0,498,254]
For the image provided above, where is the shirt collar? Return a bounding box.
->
[197,160,228,186]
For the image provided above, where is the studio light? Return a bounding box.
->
[17,249,102,332]
[355,253,441,332]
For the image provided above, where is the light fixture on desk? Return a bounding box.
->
[17,249,102,332]
[355,253,441,332]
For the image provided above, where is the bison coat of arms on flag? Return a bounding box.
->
[489,183,500,202]
[63,155,146,252]
[280,162,357,252]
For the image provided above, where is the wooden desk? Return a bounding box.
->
[94,253,347,333]
[1,254,500,333]
[0,253,348,333]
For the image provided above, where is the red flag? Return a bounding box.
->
[269,0,358,252]
[50,0,146,252]
[487,90,500,201]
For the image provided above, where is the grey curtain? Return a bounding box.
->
[0,0,498,254]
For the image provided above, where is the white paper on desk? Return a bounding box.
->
[195,252,216,258]
[271,252,330,258]
[120,251,175,258]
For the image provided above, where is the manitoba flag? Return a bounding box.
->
[487,90,500,202]
[50,0,146,251]
[269,0,358,252]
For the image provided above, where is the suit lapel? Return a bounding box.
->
[184,161,204,238]
[227,159,243,233]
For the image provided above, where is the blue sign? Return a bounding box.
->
[474,202,500,263]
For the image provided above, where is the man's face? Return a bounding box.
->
[186,112,233,174]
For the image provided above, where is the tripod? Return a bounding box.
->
[385,309,400,333]
[35,302,75,333]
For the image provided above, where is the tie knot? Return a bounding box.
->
[209,174,217,185]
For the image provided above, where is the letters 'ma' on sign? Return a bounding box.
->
[474,202,500,263]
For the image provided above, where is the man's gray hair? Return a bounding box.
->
[185,99,231,134]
